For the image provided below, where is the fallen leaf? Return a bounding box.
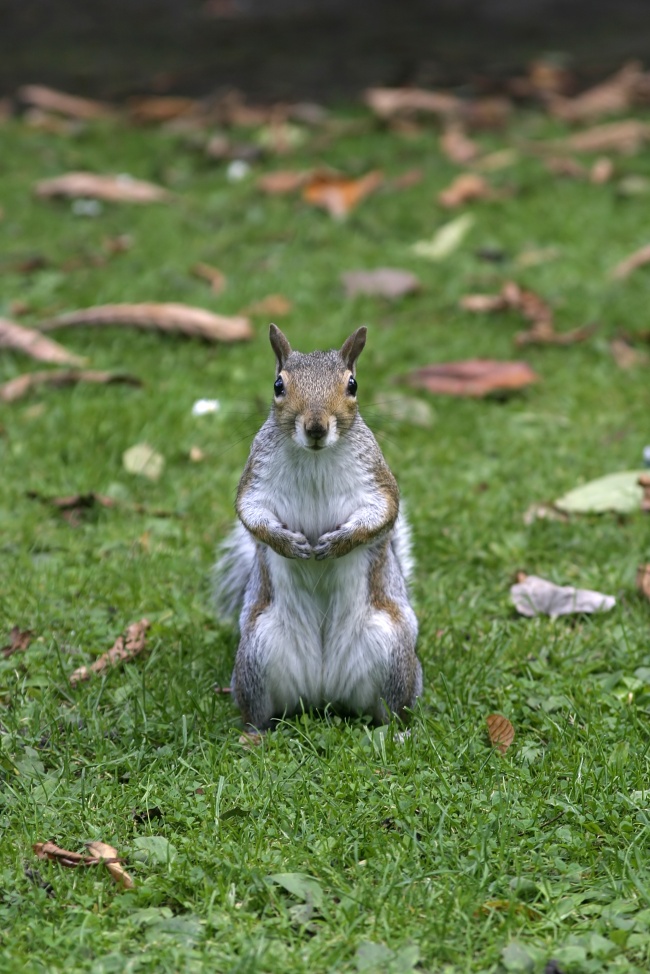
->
[371,395,435,428]
[18,84,115,119]
[127,95,198,123]
[123,444,164,481]
[486,714,515,755]
[610,243,650,280]
[341,268,421,299]
[35,172,170,204]
[640,474,650,513]
[241,294,292,317]
[548,119,650,155]
[0,369,141,403]
[511,574,616,617]
[38,303,252,342]
[549,62,646,123]
[610,338,648,369]
[459,281,594,346]
[192,263,227,294]
[69,618,151,686]
[27,489,179,521]
[0,317,85,366]
[34,841,97,867]
[522,502,569,525]
[545,156,587,178]
[364,86,461,120]
[257,169,312,194]
[1,627,34,658]
[464,97,512,130]
[411,213,474,260]
[438,172,493,208]
[527,57,575,98]
[86,841,134,890]
[440,124,480,164]
[473,148,519,172]
[555,470,647,513]
[302,170,382,218]
[637,564,650,601]
[403,359,538,397]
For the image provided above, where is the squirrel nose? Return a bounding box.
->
[305,420,328,442]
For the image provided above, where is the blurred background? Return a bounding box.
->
[2,0,650,101]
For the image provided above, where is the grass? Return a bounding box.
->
[1,100,650,974]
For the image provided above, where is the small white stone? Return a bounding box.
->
[226,160,251,182]
[192,398,221,416]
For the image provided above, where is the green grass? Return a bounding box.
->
[1,104,650,974]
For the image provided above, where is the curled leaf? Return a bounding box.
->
[0,317,85,366]
[18,85,115,119]
[69,618,150,686]
[486,714,515,755]
[411,214,474,261]
[86,841,134,890]
[438,173,493,208]
[38,303,252,342]
[440,123,480,164]
[192,263,226,294]
[303,170,382,218]
[35,172,170,203]
[511,574,616,617]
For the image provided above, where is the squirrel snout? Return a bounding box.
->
[304,419,328,442]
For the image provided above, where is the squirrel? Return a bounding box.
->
[213,324,422,731]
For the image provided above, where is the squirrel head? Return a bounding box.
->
[269,323,367,451]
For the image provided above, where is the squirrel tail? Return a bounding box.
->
[212,521,256,622]
[391,511,415,585]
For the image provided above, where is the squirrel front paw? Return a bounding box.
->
[313,528,354,560]
[270,528,312,560]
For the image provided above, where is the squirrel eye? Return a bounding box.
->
[273,377,285,396]
[347,375,358,396]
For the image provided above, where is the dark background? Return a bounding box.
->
[2,0,650,101]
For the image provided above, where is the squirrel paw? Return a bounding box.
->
[313,529,349,560]
[277,529,312,560]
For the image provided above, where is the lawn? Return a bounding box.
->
[1,91,650,974]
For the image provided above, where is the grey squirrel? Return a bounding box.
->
[214,324,422,731]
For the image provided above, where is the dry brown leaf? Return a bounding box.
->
[303,170,383,218]
[0,369,141,403]
[1,627,34,658]
[127,96,198,124]
[463,97,512,130]
[27,489,179,521]
[404,359,538,397]
[549,62,645,123]
[86,841,134,890]
[342,268,421,300]
[364,86,461,120]
[640,474,650,513]
[440,124,480,164]
[516,320,597,347]
[241,294,292,317]
[0,317,85,366]
[610,243,650,280]
[610,338,649,369]
[35,172,170,204]
[637,564,650,600]
[459,293,509,313]
[38,303,252,342]
[192,263,227,295]
[527,58,574,98]
[18,84,115,119]
[486,714,515,755]
[438,173,493,208]
[69,618,150,686]
[257,169,312,194]
[34,841,97,867]
[553,119,650,155]
[239,730,264,748]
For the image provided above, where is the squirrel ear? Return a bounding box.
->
[269,323,291,372]
[340,326,367,372]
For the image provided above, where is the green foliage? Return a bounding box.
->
[1,103,650,973]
